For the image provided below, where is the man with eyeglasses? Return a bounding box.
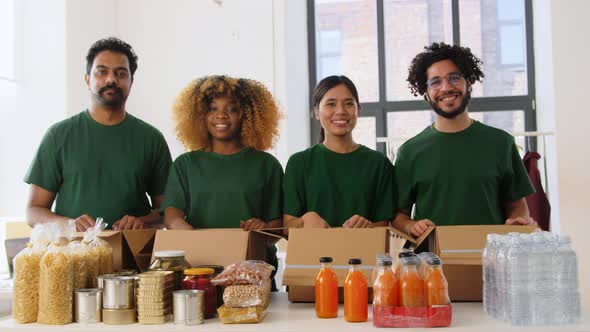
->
[24,37,172,231]
[392,42,536,239]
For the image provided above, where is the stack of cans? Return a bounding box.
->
[136,271,174,324]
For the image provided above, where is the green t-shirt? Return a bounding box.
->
[24,111,172,228]
[161,148,283,228]
[284,144,395,227]
[395,120,535,226]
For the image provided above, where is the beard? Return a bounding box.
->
[429,89,471,119]
[95,83,126,109]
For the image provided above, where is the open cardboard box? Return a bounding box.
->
[428,225,538,302]
[151,229,279,267]
[282,228,392,302]
[75,229,157,272]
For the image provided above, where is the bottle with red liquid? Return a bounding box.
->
[315,256,338,318]
[344,258,368,322]
[183,268,217,318]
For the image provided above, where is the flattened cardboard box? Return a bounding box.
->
[282,228,389,303]
[429,225,538,302]
[151,229,275,267]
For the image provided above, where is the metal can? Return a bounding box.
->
[74,288,103,323]
[103,276,136,309]
[173,290,204,325]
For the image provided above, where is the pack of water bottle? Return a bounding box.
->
[482,231,581,326]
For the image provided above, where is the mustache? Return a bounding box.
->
[99,84,123,95]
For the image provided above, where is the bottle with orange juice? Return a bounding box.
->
[344,258,368,322]
[315,256,338,318]
[373,258,399,307]
[424,257,450,306]
[399,256,425,307]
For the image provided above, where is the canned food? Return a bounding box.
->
[74,288,103,323]
[102,308,137,325]
[103,276,136,309]
[173,290,204,325]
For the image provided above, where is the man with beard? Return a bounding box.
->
[392,42,535,238]
[24,37,172,231]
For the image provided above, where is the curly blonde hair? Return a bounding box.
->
[172,75,281,151]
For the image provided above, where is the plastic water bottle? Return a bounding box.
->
[530,233,555,325]
[482,234,492,314]
[555,235,581,324]
[494,236,510,321]
[506,235,531,326]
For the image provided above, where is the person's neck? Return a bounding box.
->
[88,104,127,125]
[210,139,245,155]
[322,134,358,153]
[434,112,473,133]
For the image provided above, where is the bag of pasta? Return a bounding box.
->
[68,220,91,289]
[12,223,51,323]
[37,221,74,325]
[83,217,113,287]
[211,260,274,287]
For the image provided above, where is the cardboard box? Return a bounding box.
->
[77,229,157,272]
[282,228,390,302]
[151,229,276,267]
[429,225,538,302]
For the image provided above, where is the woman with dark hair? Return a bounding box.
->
[283,75,395,229]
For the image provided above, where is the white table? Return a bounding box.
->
[0,292,588,331]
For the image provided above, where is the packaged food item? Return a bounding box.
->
[149,250,191,291]
[223,282,270,308]
[68,240,90,289]
[84,218,113,287]
[183,268,217,318]
[315,256,338,318]
[344,258,368,322]
[217,305,265,324]
[38,222,75,325]
[211,260,274,286]
[12,224,51,323]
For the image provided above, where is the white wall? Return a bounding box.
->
[0,0,68,219]
[542,0,590,310]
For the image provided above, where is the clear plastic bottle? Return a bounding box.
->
[493,235,509,320]
[482,234,495,315]
[505,234,531,326]
[530,233,553,325]
[555,235,581,324]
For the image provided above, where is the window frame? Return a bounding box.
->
[307,0,537,152]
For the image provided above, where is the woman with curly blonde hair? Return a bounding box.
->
[162,75,283,233]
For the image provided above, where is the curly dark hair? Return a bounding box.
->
[86,37,138,78]
[172,75,281,151]
[407,42,484,97]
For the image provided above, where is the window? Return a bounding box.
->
[0,0,16,80]
[309,0,536,158]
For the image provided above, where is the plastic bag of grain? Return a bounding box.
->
[37,222,75,325]
[84,218,113,287]
[12,224,51,323]
[68,241,90,289]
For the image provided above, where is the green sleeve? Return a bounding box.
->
[147,133,173,197]
[23,129,62,192]
[262,158,284,222]
[502,140,535,202]
[372,158,396,222]
[394,145,415,211]
[283,154,305,217]
[161,158,189,213]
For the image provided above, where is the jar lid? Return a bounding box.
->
[319,257,333,263]
[154,250,185,258]
[184,268,215,276]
